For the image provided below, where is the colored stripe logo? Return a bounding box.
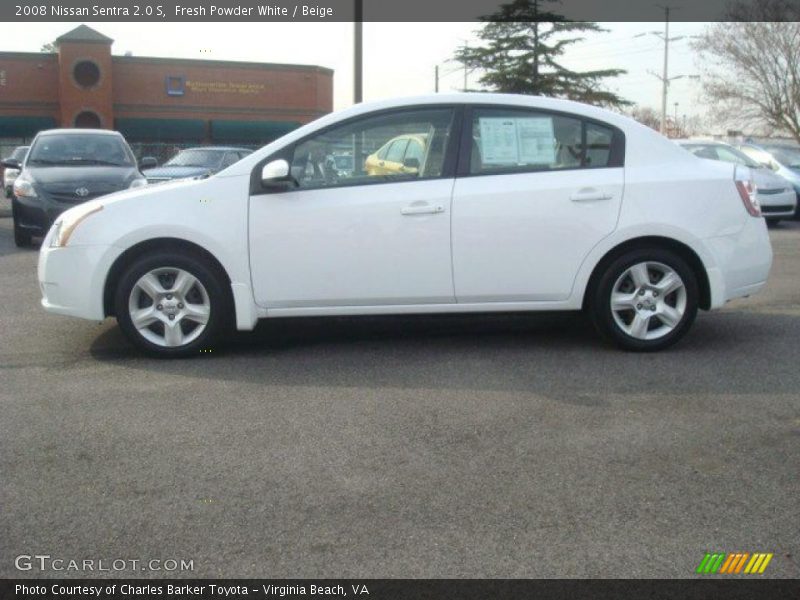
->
[696,552,773,574]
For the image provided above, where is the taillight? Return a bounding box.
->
[735,178,761,217]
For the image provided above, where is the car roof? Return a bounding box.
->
[37,128,122,137]
[179,146,252,152]
[675,139,727,146]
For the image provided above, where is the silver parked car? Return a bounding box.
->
[678,140,797,225]
[737,142,800,219]
[3,145,29,197]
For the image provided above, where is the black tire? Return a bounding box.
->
[766,217,781,227]
[588,248,699,352]
[11,198,32,248]
[114,251,232,358]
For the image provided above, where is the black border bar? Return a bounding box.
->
[3,579,800,600]
[3,0,800,22]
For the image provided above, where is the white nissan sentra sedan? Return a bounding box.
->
[37,94,772,357]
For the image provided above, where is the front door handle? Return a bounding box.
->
[401,204,444,216]
[570,189,613,202]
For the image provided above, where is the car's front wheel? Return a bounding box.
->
[589,248,699,351]
[114,252,231,357]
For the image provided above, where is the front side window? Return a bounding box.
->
[28,135,133,167]
[288,108,455,190]
[469,108,620,175]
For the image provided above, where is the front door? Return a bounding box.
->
[249,106,459,308]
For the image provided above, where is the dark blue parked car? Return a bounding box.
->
[142,147,252,183]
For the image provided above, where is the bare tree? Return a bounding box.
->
[628,106,661,131]
[692,1,800,142]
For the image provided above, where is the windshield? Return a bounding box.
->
[10,146,29,161]
[165,149,224,168]
[764,145,800,168]
[28,135,133,167]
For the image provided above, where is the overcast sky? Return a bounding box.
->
[2,21,709,119]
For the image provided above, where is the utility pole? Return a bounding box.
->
[637,7,698,136]
[435,65,439,93]
[353,0,363,104]
[674,102,679,135]
[463,62,468,92]
[660,5,671,135]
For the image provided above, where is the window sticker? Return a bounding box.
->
[478,116,556,166]
[517,117,556,164]
[479,118,520,164]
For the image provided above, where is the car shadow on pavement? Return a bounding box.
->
[88,309,800,397]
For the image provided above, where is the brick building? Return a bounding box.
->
[0,25,333,153]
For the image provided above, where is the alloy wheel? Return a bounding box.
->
[127,267,211,348]
[610,261,687,341]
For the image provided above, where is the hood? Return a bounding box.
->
[25,165,141,186]
[89,176,204,208]
[143,166,212,180]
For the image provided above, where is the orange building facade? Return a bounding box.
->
[0,25,333,147]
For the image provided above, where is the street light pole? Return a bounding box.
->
[353,0,363,104]
[674,102,679,135]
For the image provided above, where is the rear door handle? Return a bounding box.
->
[401,204,444,216]
[570,189,613,202]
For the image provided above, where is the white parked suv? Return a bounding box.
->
[37,94,773,357]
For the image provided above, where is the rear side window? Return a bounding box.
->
[469,108,623,175]
[584,122,614,168]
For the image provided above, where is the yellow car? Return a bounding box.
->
[365,134,427,176]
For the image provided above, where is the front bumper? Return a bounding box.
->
[758,188,797,218]
[38,238,123,321]
[15,191,102,234]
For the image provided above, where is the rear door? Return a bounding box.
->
[451,105,625,302]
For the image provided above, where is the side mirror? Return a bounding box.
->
[139,156,158,170]
[403,157,420,171]
[261,159,291,185]
[1,158,21,170]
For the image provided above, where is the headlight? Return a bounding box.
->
[129,177,148,189]
[50,204,103,248]
[13,176,36,198]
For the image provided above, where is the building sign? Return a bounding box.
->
[0,70,7,86]
[184,81,266,95]
[165,75,185,96]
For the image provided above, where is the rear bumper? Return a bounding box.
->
[705,216,772,309]
[38,240,123,321]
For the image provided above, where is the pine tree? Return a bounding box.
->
[455,0,630,108]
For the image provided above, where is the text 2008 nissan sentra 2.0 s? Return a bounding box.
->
[37,94,773,357]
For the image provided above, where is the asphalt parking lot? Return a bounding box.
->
[1,202,798,579]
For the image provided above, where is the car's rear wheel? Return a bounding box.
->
[114,252,230,357]
[589,248,699,351]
